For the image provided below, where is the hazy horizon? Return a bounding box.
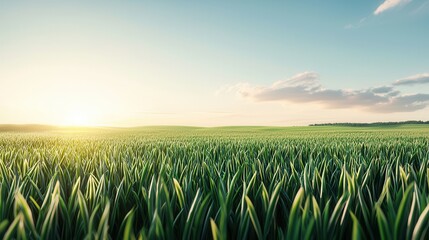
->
[1,1,429,126]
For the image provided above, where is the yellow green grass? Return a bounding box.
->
[0,125,428,239]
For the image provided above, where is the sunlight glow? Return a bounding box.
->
[63,109,95,126]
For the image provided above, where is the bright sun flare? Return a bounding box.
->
[64,110,94,126]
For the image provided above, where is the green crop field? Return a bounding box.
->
[0,125,429,239]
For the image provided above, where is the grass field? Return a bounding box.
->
[0,125,429,239]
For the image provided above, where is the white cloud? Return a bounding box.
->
[374,0,411,15]
[233,72,429,113]
[344,17,367,30]
[393,73,429,86]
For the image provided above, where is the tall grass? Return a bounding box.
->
[0,128,428,239]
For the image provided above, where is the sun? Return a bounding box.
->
[58,101,106,127]
[64,109,94,126]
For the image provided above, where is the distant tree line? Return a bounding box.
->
[309,120,429,127]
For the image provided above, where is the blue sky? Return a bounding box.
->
[0,1,428,126]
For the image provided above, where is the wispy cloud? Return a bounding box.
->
[374,0,411,15]
[233,72,429,113]
[346,0,412,29]
[344,17,367,29]
[393,73,429,86]
[412,1,429,14]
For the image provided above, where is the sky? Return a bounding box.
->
[1,1,429,126]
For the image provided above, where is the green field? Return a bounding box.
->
[0,125,429,239]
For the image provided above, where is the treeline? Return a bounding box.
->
[310,120,429,127]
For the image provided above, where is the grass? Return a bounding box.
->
[0,125,428,239]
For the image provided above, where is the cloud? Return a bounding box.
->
[412,1,429,14]
[344,17,367,30]
[234,72,429,113]
[371,86,395,93]
[393,73,429,86]
[374,0,411,15]
[347,0,413,30]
